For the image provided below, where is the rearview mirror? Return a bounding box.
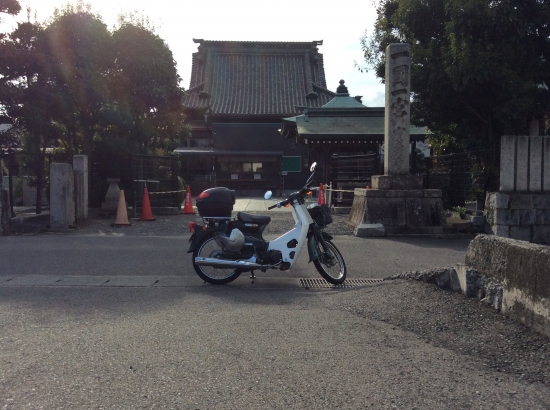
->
[310,162,317,172]
[264,191,272,200]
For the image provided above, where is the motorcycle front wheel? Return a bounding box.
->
[192,234,242,285]
[313,239,347,284]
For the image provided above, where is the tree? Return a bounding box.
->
[1,5,187,210]
[0,21,56,213]
[40,10,113,187]
[110,21,186,154]
[360,0,550,189]
[0,0,20,21]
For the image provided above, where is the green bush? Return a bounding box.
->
[452,206,467,219]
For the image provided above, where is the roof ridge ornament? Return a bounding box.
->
[336,79,349,95]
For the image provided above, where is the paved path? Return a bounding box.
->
[0,234,470,280]
[4,203,549,408]
[233,196,292,212]
[2,282,549,409]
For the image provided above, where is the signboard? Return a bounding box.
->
[282,156,302,172]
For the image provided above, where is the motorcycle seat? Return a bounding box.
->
[237,212,271,225]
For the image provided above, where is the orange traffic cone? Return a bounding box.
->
[318,183,326,205]
[182,185,195,214]
[112,190,131,227]
[140,187,156,221]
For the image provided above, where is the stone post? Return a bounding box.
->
[50,163,75,230]
[372,43,423,190]
[487,135,550,244]
[73,155,88,221]
[499,136,516,191]
[384,43,411,176]
[0,189,9,235]
[349,43,445,236]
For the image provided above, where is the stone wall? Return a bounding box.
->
[485,135,550,244]
[465,234,550,338]
[500,135,550,192]
[485,192,550,244]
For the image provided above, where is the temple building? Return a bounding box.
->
[280,80,427,205]
[175,39,427,201]
[175,39,335,195]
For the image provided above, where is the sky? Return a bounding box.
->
[2,0,385,107]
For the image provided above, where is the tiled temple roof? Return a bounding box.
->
[184,39,335,117]
[280,80,427,141]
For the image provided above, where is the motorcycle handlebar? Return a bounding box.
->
[268,199,289,210]
[267,168,315,211]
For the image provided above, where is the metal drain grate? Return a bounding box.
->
[300,278,384,289]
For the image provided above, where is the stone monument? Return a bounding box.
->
[102,178,121,215]
[349,43,446,236]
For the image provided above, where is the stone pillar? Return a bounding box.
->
[348,43,446,236]
[516,136,529,191]
[487,135,550,244]
[529,137,543,192]
[384,43,411,176]
[73,155,88,221]
[544,138,550,192]
[0,189,9,235]
[50,163,75,230]
[499,136,516,191]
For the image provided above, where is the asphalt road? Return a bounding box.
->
[2,229,549,408]
[2,284,550,409]
[0,234,470,280]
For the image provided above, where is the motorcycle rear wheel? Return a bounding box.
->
[313,239,347,284]
[193,234,242,285]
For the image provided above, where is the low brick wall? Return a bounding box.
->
[485,192,550,244]
[465,234,550,337]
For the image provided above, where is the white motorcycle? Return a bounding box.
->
[187,163,347,285]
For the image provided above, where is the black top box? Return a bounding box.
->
[196,187,236,217]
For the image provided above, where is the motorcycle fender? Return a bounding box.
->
[187,227,211,253]
[307,231,333,263]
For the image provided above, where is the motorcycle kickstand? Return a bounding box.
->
[250,270,256,284]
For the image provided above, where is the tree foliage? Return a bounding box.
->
[361,0,550,189]
[0,21,57,212]
[39,10,114,182]
[0,5,186,209]
[110,22,186,154]
[0,0,20,20]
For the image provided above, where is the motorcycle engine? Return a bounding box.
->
[259,250,283,265]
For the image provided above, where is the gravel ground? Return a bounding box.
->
[337,280,550,387]
[71,211,355,237]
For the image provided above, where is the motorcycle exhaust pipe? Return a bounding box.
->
[194,257,264,270]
